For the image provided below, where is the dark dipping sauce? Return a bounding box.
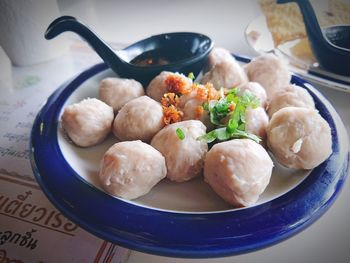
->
[130,48,194,67]
[325,26,350,50]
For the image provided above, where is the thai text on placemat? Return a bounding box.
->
[0,191,78,236]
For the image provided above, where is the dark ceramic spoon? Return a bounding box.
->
[277,0,350,77]
[45,16,214,85]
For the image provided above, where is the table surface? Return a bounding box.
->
[1,0,349,262]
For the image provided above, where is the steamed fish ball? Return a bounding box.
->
[206,47,234,71]
[201,58,248,89]
[237,82,267,108]
[146,71,171,101]
[245,53,291,98]
[267,84,315,118]
[182,98,214,130]
[151,120,208,182]
[267,107,332,169]
[245,107,269,142]
[177,89,198,108]
[99,140,166,200]
[146,71,193,102]
[61,98,113,147]
[98,77,144,113]
[113,96,164,142]
[204,139,273,207]
[182,98,205,120]
[177,82,219,109]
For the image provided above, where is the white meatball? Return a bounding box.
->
[206,47,234,71]
[237,82,267,108]
[267,84,315,118]
[245,53,291,99]
[201,58,248,89]
[204,139,273,207]
[267,107,332,169]
[151,120,208,182]
[245,107,269,142]
[146,71,193,102]
[182,98,214,130]
[99,77,144,113]
[61,98,113,147]
[99,140,166,200]
[113,96,164,142]
[177,88,198,108]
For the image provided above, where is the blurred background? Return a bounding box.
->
[56,0,260,55]
[0,1,349,262]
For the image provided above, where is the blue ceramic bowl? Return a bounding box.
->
[46,16,214,85]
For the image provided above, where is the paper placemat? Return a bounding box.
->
[0,42,130,263]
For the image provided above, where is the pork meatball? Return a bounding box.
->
[182,98,214,130]
[245,53,291,98]
[98,77,144,113]
[201,58,248,89]
[113,96,164,142]
[151,120,208,182]
[267,107,332,169]
[99,140,166,200]
[245,107,269,142]
[204,139,273,207]
[237,82,267,108]
[206,47,234,71]
[61,98,114,147]
[177,82,219,108]
[177,89,198,108]
[267,84,315,118]
[146,71,193,102]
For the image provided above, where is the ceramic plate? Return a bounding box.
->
[30,55,349,258]
[245,16,350,92]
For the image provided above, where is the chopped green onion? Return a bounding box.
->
[197,130,218,143]
[176,128,185,140]
[219,87,225,98]
[197,127,261,144]
[214,98,230,114]
[215,128,232,141]
[197,87,262,144]
[226,93,235,103]
[240,91,260,109]
[202,102,209,111]
[188,72,195,81]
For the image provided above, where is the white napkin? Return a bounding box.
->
[0,46,12,84]
[0,0,68,66]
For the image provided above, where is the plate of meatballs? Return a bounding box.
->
[30,48,349,258]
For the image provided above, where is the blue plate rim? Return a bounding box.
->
[29,55,350,258]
